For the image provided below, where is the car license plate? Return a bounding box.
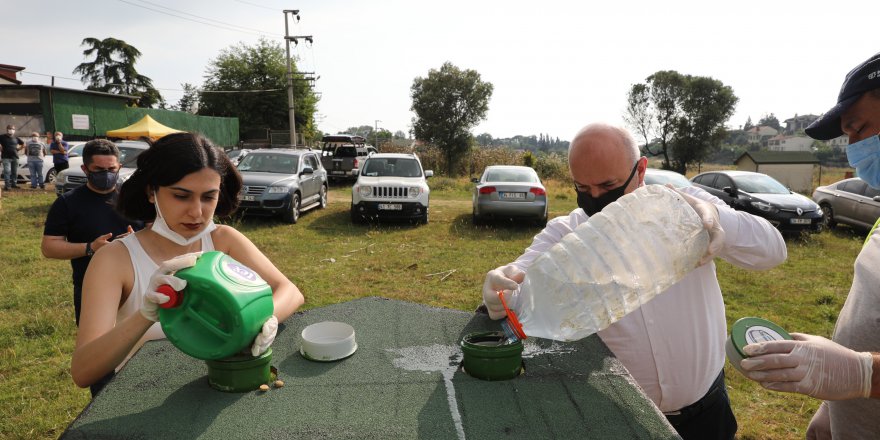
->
[791,218,811,224]
[239,195,256,201]
[501,192,526,199]
[331,170,345,174]
[378,203,402,210]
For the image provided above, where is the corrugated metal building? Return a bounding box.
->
[0,85,239,146]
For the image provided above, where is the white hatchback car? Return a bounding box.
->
[350,153,432,224]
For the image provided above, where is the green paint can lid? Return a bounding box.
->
[730,317,792,358]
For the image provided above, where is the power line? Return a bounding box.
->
[233,0,277,11]
[132,0,275,36]
[21,70,283,94]
[114,0,281,38]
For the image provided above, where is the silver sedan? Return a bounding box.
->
[472,165,548,225]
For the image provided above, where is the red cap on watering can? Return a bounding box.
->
[156,284,183,309]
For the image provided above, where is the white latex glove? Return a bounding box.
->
[251,315,278,357]
[481,265,525,320]
[669,185,725,265]
[141,252,201,322]
[806,402,831,440]
[740,333,873,400]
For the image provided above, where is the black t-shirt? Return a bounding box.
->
[0,134,23,158]
[44,185,145,301]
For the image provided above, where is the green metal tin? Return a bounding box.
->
[158,251,274,360]
[205,349,273,393]
[460,331,523,381]
[729,317,792,359]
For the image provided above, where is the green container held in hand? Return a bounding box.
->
[157,251,274,360]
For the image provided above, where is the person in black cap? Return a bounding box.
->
[739,52,880,439]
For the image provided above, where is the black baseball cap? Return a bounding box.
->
[806,52,880,140]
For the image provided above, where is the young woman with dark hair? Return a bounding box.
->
[71,132,304,395]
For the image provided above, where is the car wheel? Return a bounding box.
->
[319,184,328,209]
[820,203,836,230]
[45,168,56,183]
[283,193,301,224]
[419,211,429,225]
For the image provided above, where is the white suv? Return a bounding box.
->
[351,153,433,224]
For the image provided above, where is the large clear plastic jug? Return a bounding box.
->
[157,251,274,360]
[501,185,709,342]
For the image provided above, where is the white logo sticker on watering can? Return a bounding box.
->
[222,260,266,286]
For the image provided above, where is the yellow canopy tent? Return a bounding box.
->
[106,115,182,140]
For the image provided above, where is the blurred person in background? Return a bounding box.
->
[25,131,48,189]
[1,124,24,190]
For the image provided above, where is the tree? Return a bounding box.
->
[475,133,494,147]
[411,62,493,175]
[199,38,319,141]
[175,83,200,113]
[759,113,782,131]
[743,116,754,131]
[73,37,163,108]
[624,70,737,173]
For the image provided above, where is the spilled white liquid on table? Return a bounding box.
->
[387,341,575,439]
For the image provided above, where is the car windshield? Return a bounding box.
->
[734,174,790,194]
[484,168,538,183]
[362,158,421,177]
[119,147,146,167]
[238,154,299,174]
[333,146,358,158]
[645,172,691,188]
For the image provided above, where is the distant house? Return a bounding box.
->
[783,114,819,135]
[745,125,778,146]
[827,135,850,150]
[735,151,819,193]
[767,134,814,152]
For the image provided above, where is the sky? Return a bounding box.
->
[8,0,878,141]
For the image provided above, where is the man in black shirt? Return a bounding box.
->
[41,139,144,325]
[1,124,24,190]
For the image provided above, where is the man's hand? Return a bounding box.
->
[91,233,114,252]
[669,185,725,265]
[251,316,278,357]
[740,333,873,400]
[481,265,525,320]
[141,252,201,322]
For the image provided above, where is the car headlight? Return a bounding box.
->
[268,186,288,194]
[358,185,372,197]
[750,201,778,213]
[409,186,422,197]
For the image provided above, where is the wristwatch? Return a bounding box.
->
[85,241,95,257]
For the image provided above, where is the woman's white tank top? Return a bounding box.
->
[115,231,215,368]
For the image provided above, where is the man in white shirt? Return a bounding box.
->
[482,123,787,440]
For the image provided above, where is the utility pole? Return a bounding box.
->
[283,10,316,147]
[374,120,381,148]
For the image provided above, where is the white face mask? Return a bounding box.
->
[7,129,14,135]
[151,190,217,246]
[55,135,62,141]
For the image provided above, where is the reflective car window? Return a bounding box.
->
[842,179,868,195]
[363,158,421,177]
[715,175,734,189]
[119,147,146,167]
[864,186,880,199]
[485,169,538,183]
[238,154,298,174]
[696,174,717,187]
[733,174,789,194]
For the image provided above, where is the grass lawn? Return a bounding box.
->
[0,176,866,440]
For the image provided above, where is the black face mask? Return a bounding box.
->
[576,162,639,216]
[87,170,119,191]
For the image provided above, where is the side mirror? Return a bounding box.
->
[722,186,737,196]
[301,166,314,175]
[471,177,479,183]
[873,196,880,202]
[425,170,434,178]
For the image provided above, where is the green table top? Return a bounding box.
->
[62,297,679,439]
